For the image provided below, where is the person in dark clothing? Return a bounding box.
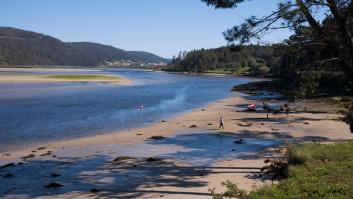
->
[219,116,224,129]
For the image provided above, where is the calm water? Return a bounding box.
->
[0,69,251,152]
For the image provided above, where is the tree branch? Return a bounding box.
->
[295,0,325,39]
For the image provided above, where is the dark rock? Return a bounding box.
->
[3,173,14,178]
[51,173,61,177]
[37,147,46,150]
[202,109,206,111]
[234,139,244,144]
[0,162,16,169]
[148,135,167,140]
[231,149,236,151]
[22,154,35,159]
[189,125,198,128]
[40,151,52,156]
[44,182,64,188]
[146,157,161,162]
[113,156,135,162]
[136,133,143,136]
[207,123,213,125]
[90,188,101,193]
[161,120,166,123]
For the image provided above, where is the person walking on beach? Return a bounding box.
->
[219,116,224,129]
[140,104,144,111]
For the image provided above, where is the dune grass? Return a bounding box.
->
[42,74,120,80]
[212,141,353,199]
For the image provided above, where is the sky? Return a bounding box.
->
[0,0,292,58]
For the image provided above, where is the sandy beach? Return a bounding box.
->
[1,91,352,198]
[0,68,133,85]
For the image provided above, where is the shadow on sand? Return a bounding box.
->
[0,130,338,198]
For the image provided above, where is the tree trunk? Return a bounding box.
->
[296,0,325,39]
[296,0,353,81]
[326,0,353,81]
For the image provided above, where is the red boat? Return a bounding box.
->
[247,104,256,111]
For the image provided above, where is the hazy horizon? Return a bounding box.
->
[0,0,291,58]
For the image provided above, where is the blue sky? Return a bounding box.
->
[0,0,292,58]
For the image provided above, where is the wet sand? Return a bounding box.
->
[0,94,352,198]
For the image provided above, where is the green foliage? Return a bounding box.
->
[291,70,321,99]
[167,45,277,76]
[0,27,167,66]
[250,141,353,199]
[209,180,248,199]
[211,141,353,199]
[255,65,270,76]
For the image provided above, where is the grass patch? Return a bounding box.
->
[42,74,120,80]
[204,69,233,75]
[211,141,353,199]
[205,68,250,75]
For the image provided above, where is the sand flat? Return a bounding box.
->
[0,68,133,85]
[0,74,133,84]
[0,95,352,198]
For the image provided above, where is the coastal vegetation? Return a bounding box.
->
[166,45,275,76]
[168,0,353,100]
[211,141,353,199]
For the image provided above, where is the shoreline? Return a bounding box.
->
[1,91,353,198]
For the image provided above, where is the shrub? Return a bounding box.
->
[209,180,248,199]
[256,65,270,76]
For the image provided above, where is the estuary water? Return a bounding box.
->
[0,69,251,152]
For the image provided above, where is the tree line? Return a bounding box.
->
[0,27,167,66]
[168,0,353,99]
[167,45,277,76]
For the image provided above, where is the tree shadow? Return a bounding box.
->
[0,130,338,198]
[0,155,212,198]
[233,114,333,125]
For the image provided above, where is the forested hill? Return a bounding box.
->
[0,27,168,66]
[166,45,278,76]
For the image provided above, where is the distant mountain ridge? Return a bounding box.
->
[0,27,168,66]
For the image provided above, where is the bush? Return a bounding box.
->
[256,65,270,76]
[209,180,248,199]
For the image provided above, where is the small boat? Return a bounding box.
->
[247,104,256,111]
